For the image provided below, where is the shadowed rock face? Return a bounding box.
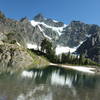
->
[76,32,100,63]
[34,13,45,22]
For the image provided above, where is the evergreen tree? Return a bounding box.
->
[41,39,52,54]
[41,39,56,62]
[61,53,67,63]
[79,54,85,65]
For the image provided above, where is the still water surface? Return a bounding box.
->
[0,66,100,100]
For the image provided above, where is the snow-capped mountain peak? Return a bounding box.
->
[31,20,67,36]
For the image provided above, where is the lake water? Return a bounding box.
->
[0,66,100,100]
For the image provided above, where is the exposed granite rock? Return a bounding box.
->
[0,32,7,41]
[0,43,33,73]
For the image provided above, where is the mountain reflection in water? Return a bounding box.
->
[0,66,100,100]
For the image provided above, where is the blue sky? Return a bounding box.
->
[0,0,100,25]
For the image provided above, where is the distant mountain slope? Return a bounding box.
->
[76,32,100,63]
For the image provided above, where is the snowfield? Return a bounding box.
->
[27,43,77,55]
[31,20,67,36]
[55,45,77,55]
[55,41,84,55]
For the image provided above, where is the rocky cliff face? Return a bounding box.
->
[0,12,50,72]
[0,43,33,73]
[76,32,100,63]
[57,21,100,47]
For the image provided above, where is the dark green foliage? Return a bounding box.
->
[79,54,84,65]
[41,39,53,54]
[61,53,68,63]
[10,40,16,44]
[41,39,56,62]
[61,52,71,63]
[59,52,98,66]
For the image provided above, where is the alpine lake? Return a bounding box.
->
[0,65,100,100]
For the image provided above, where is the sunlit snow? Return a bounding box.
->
[85,34,91,38]
[31,20,67,36]
[27,43,40,50]
[55,41,84,55]
[55,45,77,55]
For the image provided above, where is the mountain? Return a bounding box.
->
[31,14,67,44]
[0,11,99,64]
[76,32,100,63]
[0,11,50,73]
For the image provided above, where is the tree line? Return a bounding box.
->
[33,38,98,66]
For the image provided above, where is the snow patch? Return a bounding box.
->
[27,43,40,50]
[55,45,77,55]
[31,20,39,27]
[85,34,91,38]
[53,20,58,23]
[55,41,84,55]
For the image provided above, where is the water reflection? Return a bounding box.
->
[0,66,100,100]
[22,66,96,88]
